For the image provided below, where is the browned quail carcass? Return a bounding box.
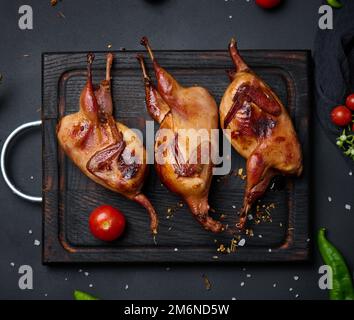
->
[219,39,303,230]
[57,53,158,234]
[137,37,224,233]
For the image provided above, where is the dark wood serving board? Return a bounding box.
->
[42,50,310,264]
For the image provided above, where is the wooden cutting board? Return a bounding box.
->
[42,50,310,264]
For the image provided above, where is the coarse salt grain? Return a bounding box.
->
[349,171,352,176]
[232,297,236,300]
[34,240,40,246]
[174,248,178,252]
[268,248,272,253]
[258,234,263,238]
[125,284,129,290]
[232,205,236,209]
[240,282,245,287]
[238,239,246,247]
[345,204,351,210]
[294,276,299,281]
[273,283,277,288]
[84,272,89,276]
[89,284,93,288]
[28,230,32,234]
[328,196,332,202]
[289,288,293,292]
[246,274,251,278]
[10,262,15,267]
[229,15,233,19]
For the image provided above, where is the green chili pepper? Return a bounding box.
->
[317,228,354,300]
[326,0,343,9]
[74,290,99,300]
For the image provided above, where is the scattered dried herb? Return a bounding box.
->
[202,274,212,291]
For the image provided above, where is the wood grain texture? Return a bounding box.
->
[42,50,310,263]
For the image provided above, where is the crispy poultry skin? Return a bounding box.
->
[219,39,303,230]
[57,53,158,234]
[137,37,224,233]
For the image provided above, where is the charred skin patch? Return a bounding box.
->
[224,82,280,139]
[117,150,141,180]
[87,141,126,175]
[70,121,93,148]
[172,134,203,178]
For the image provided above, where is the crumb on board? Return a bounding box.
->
[166,202,184,219]
[236,168,247,180]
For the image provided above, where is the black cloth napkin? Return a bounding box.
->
[314,0,354,168]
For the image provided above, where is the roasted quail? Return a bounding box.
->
[219,39,303,230]
[57,53,158,234]
[137,37,223,233]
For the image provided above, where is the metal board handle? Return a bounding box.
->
[0,120,42,203]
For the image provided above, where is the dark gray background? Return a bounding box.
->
[0,0,353,300]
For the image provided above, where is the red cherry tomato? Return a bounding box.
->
[345,93,354,111]
[330,105,352,127]
[256,0,282,9]
[89,205,126,241]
